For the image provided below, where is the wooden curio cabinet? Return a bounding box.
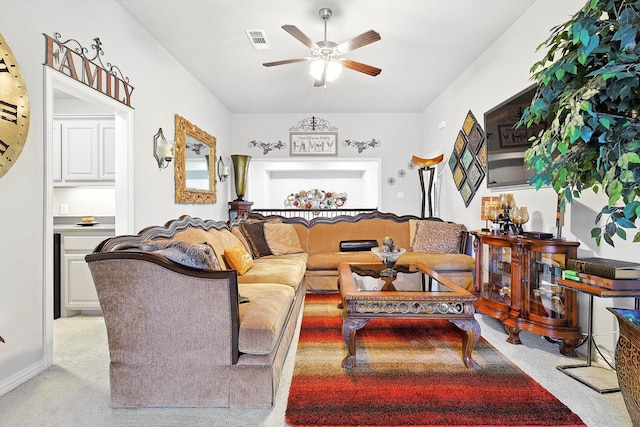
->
[471,232,582,356]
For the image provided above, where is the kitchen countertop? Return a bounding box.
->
[54,216,116,233]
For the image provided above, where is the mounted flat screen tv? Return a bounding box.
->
[484,85,546,188]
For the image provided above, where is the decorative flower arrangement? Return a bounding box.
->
[284,189,347,209]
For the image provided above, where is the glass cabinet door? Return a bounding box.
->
[481,243,512,305]
[527,250,568,321]
[472,231,581,356]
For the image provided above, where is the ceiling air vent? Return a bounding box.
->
[245,29,270,50]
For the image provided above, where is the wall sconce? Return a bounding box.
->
[153,128,174,169]
[217,156,230,182]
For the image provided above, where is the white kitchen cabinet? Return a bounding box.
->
[61,232,113,316]
[54,116,115,186]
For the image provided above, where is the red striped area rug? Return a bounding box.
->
[285,293,585,427]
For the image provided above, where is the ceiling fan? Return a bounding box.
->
[263,8,381,87]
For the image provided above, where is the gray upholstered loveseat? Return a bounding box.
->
[86,215,307,409]
[85,211,474,409]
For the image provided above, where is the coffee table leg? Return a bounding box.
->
[450,319,482,371]
[342,317,370,369]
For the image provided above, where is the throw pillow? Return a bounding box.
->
[412,220,465,254]
[264,223,304,255]
[224,245,254,275]
[240,218,282,258]
[140,239,220,270]
[240,221,272,258]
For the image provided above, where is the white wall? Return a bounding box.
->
[0,0,231,395]
[231,113,422,216]
[2,0,638,396]
[421,0,639,361]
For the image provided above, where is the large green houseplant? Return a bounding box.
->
[518,0,640,246]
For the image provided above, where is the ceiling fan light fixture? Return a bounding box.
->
[264,7,380,86]
[309,58,342,82]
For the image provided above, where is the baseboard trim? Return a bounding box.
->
[0,358,48,397]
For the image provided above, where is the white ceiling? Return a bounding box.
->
[116,0,537,114]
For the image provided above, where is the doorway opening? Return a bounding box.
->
[43,67,134,365]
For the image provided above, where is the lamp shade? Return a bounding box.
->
[309,59,342,82]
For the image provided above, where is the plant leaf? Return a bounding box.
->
[618,217,636,228]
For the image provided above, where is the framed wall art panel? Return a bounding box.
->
[450,110,488,207]
[453,163,466,190]
[454,131,467,156]
[290,132,338,156]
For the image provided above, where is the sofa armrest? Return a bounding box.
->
[85,251,240,364]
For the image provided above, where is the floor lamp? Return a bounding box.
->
[412,154,444,218]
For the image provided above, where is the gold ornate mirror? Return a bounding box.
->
[174,114,217,204]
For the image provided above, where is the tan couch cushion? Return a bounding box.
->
[306,218,410,255]
[398,252,475,271]
[264,223,304,255]
[307,251,379,270]
[237,283,294,355]
[237,253,308,289]
[307,251,474,272]
[231,227,252,253]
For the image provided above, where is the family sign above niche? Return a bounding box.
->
[289,116,338,156]
[290,132,338,156]
[43,32,134,107]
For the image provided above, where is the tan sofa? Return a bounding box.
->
[236,210,475,292]
[85,211,473,409]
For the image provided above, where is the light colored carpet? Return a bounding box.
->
[0,308,632,427]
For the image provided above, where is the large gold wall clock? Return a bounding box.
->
[0,33,30,180]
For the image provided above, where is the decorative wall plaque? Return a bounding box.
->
[290,132,338,156]
[248,140,286,154]
[43,32,134,107]
[449,110,486,207]
[342,138,381,153]
[288,116,339,156]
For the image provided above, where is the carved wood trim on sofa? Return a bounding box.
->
[234,210,470,254]
[95,215,230,252]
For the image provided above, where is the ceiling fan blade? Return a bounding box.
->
[336,30,381,53]
[341,59,382,76]
[263,58,311,67]
[282,25,319,50]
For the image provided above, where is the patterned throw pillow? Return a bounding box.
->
[224,245,254,275]
[411,220,465,254]
[140,239,220,270]
[264,223,304,255]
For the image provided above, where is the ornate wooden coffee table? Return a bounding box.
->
[338,262,481,370]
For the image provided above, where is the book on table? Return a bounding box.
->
[574,273,640,291]
[567,257,640,280]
